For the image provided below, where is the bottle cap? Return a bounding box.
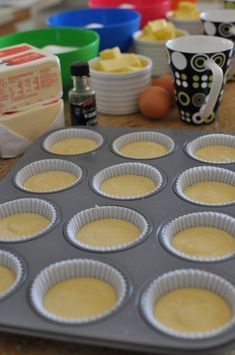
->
[70,62,90,77]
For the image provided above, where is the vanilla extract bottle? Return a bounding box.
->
[69,61,97,126]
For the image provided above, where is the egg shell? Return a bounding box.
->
[152,75,175,103]
[138,86,171,119]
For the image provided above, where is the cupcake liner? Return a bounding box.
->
[65,206,149,252]
[31,259,127,324]
[15,159,83,193]
[160,212,235,262]
[175,166,235,206]
[91,162,164,200]
[0,198,57,242]
[42,128,104,156]
[0,249,23,300]
[112,131,175,160]
[185,134,235,164]
[141,269,235,339]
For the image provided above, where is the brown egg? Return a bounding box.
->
[138,86,171,119]
[152,75,175,103]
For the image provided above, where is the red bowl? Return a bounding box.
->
[88,0,171,27]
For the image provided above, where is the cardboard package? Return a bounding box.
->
[0,43,65,158]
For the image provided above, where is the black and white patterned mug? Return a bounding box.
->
[166,35,234,125]
[200,10,235,81]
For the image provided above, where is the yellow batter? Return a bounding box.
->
[0,265,16,294]
[172,226,235,258]
[194,145,235,162]
[50,138,98,155]
[44,277,117,318]
[184,181,235,204]
[100,175,156,197]
[0,213,50,239]
[23,171,77,192]
[77,218,140,247]
[119,141,168,159]
[154,288,232,333]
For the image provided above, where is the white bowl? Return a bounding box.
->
[133,28,188,77]
[89,54,152,115]
[166,11,203,35]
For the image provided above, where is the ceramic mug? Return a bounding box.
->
[200,10,235,81]
[224,0,235,9]
[166,35,234,125]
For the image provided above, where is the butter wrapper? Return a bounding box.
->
[0,99,65,158]
[0,43,62,114]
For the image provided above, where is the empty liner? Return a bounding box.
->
[141,269,235,339]
[185,134,235,164]
[31,259,127,324]
[15,159,83,193]
[43,128,104,155]
[175,166,235,206]
[91,162,164,200]
[0,249,23,300]
[112,131,175,159]
[0,198,57,242]
[65,205,149,252]
[160,212,235,262]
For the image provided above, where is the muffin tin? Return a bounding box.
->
[0,126,235,353]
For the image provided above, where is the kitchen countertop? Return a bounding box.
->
[0,81,234,355]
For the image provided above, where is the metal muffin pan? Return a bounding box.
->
[0,126,235,354]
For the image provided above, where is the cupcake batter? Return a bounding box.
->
[0,213,50,238]
[119,141,168,159]
[44,277,117,318]
[194,145,235,162]
[184,181,235,204]
[0,265,15,294]
[23,171,77,192]
[100,175,156,197]
[172,226,235,258]
[154,288,232,333]
[77,218,140,247]
[50,138,98,155]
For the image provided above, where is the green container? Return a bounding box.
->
[0,28,100,94]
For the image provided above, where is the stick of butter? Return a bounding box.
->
[0,99,64,158]
[0,43,63,114]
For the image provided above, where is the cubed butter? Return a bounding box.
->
[99,47,121,60]
[140,19,176,41]
[97,52,143,73]
[173,2,200,19]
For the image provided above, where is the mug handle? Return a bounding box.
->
[198,59,223,120]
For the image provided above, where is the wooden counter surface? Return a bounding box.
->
[0,82,234,355]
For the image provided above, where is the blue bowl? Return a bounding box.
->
[47,8,141,51]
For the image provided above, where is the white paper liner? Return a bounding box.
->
[141,269,235,339]
[175,166,235,206]
[160,212,235,262]
[0,198,57,242]
[0,249,23,300]
[31,259,127,324]
[112,131,175,160]
[66,206,149,252]
[15,159,83,193]
[43,128,104,155]
[91,162,164,200]
[186,134,235,164]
